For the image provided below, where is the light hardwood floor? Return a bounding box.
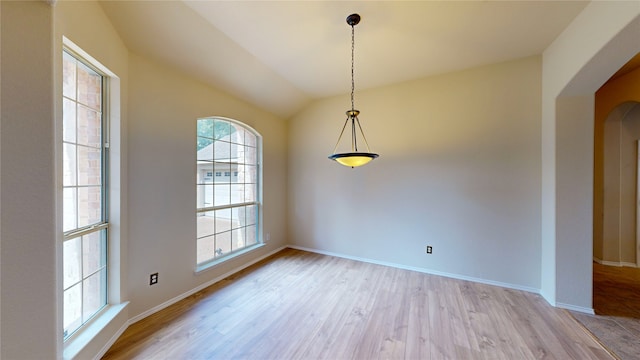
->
[103,249,613,359]
[593,262,640,318]
[571,263,640,360]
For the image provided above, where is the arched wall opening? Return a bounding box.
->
[542,4,640,311]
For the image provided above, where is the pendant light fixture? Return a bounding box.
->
[328,13,379,168]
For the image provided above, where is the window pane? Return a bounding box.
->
[77,62,101,111]
[63,99,76,143]
[77,146,101,186]
[197,163,214,184]
[197,139,213,161]
[232,228,245,251]
[63,143,77,186]
[245,182,257,203]
[236,206,245,228]
[234,146,246,165]
[215,208,232,233]
[63,188,77,232]
[229,125,245,145]
[230,207,241,230]
[213,140,231,162]
[77,106,101,147]
[241,164,258,184]
[229,143,240,163]
[197,118,214,140]
[63,283,82,337]
[231,183,244,204]
[214,184,230,206]
[245,205,257,226]
[197,235,215,264]
[78,186,102,227]
[83,230,105,277]
[245,132,257,148]
[236,164,247,183]
[196,184,213,209]
[63,237,82,290]
[246,225,257,246]
[82,270,106,322]
[63,52,76,100]
[197,211,214,239]
[214,120,231,140]
[215,231,231,258]
[245,145,257,165]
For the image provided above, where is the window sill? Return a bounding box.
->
[63,302,129,360]
[195,243,266,274]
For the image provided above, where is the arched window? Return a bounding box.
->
[196,117,262,269]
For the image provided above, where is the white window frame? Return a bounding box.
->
[62,47,109,340]
[60,37,127,359]
[196,117,263,272]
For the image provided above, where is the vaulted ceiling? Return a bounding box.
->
[99,1,591,118]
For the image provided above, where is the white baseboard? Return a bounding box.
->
[128,246,287,324]
[93,317,130,360]
[593,257,638,268]
[287,245,540,294]
[557,302,595,315]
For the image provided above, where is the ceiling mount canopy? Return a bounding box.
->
[346,13,360,26]
[328,13,379,168]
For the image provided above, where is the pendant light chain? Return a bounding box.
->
[328,13,379,168]
[351,24,355,111]
[351,23,357,151]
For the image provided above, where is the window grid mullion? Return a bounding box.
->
[196,118,260,267]
[75,62,80,231]
[84,264,106,283]
[63,48,108,340]
[63,278,82,293]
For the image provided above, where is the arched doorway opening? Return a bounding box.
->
[598,101,640,269]
[593,101,640,321]
[542,8,640,312]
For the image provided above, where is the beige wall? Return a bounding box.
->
[1,1,57,358]
[126,53,288,319]
[595,66,640,266]
[289,56,542,290]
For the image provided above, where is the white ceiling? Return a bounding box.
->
[99,0,590,118]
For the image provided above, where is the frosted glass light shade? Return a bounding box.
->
[329,152,379,168]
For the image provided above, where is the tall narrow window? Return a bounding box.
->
[62,50,108,339]
[196,118,261,268]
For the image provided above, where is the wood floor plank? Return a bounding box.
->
[405,270,431,360]
[102,249,614,360]
[569,262,640,360]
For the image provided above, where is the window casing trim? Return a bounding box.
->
[60,36,127,359]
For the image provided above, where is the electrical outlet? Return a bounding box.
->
[265,232,270,242]
[149,272,158,285]
[426,246,433,254]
